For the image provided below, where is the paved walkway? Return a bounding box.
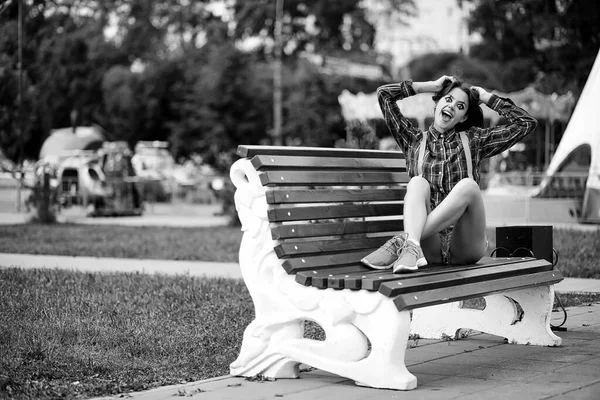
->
[0,253,242,279]
[92,304,600,400]
[0,203,230,227]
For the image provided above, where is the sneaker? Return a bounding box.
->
[392,239,427,273]
[361,233,408,270]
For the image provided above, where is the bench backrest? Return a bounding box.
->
[238,145,408,274]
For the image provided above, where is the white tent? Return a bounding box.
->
[538,49,600,223]
[39,126,105,160]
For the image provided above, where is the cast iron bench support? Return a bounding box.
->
[229,145,563,391]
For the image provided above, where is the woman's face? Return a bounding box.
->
[433,88,469,132]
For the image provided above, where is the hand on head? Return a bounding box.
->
[470,86,491,104]
[433,75,457,92]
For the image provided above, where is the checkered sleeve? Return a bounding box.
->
[476,94,538,159]
[377,81,421,154]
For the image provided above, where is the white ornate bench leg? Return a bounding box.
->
[279,296,417,390]
[352,299,417,390]
[230,318,304,379]
[230,158,304,378]
[411,297,522,339]
[410,302,465,339]
[410,286,561,346]
[499,285,562,346]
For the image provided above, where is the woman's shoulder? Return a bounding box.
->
[460,126,488,143]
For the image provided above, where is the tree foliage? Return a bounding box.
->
[234,0,414,55]
[0,0,405,166]
[408,52,506,91]
[461,0,600,94]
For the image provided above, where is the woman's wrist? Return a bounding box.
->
[479,92,493,104]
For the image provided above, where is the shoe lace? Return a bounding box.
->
[397,237,419,258]
[384,233,407,255]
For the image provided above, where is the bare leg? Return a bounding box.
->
[402,176,442,263]
[402,176,430,240]
[404,177,486,264]
[447,181,487,264]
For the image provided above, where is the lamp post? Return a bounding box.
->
[16,0,24,212]
[273,0,283,146]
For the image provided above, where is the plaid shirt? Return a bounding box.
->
[378,81,538,209]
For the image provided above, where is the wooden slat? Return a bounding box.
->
[393,270,564,311]
[260,171,410,186]
[281,250,375,273]
[266,188,407,204]
[361,257,535,291]
[295,265,371,288]
[324,258,547,291]
[340,263,505,291]
[330,269,383,290]
[238,145,403,159]
[268,203,403,222]
[378,259,552,297]
[275,237,388,258]
[271,220,403,240]
[251,155,406,170]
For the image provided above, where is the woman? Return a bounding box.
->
[361,76,538,273]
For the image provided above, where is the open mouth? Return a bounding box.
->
[441,108,453,122]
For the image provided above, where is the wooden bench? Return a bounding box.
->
[229,145,563,391]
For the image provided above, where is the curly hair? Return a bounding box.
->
[432,79,484,131]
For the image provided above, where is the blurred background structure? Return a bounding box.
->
[0,0,598,224]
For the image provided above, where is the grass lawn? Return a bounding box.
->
[0,269,254,399]
[0,223,242,262]
[485,227,600,279]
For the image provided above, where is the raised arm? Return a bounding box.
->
[377,76,453,151]
[471,86,538,159]
[376,81,418,152]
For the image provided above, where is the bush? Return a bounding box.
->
[335,120,379,150]
[214,179,240,227]
[26,167,59,224]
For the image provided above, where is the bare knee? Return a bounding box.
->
[406,176,430,194]
[451,178,481,205]
[453,178,479,194]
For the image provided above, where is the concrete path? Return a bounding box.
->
[0,253,242,279]
[0,211,29,225]
[0,203,230,227]
[92,304,600,400]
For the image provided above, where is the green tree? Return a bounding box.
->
[407,52,506,91]
[282,60,346,146]
[168,21,270,169]
[462,0,600,94]
[0,0,130,161]
[101,65,136,141]
[233,0,415,55]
